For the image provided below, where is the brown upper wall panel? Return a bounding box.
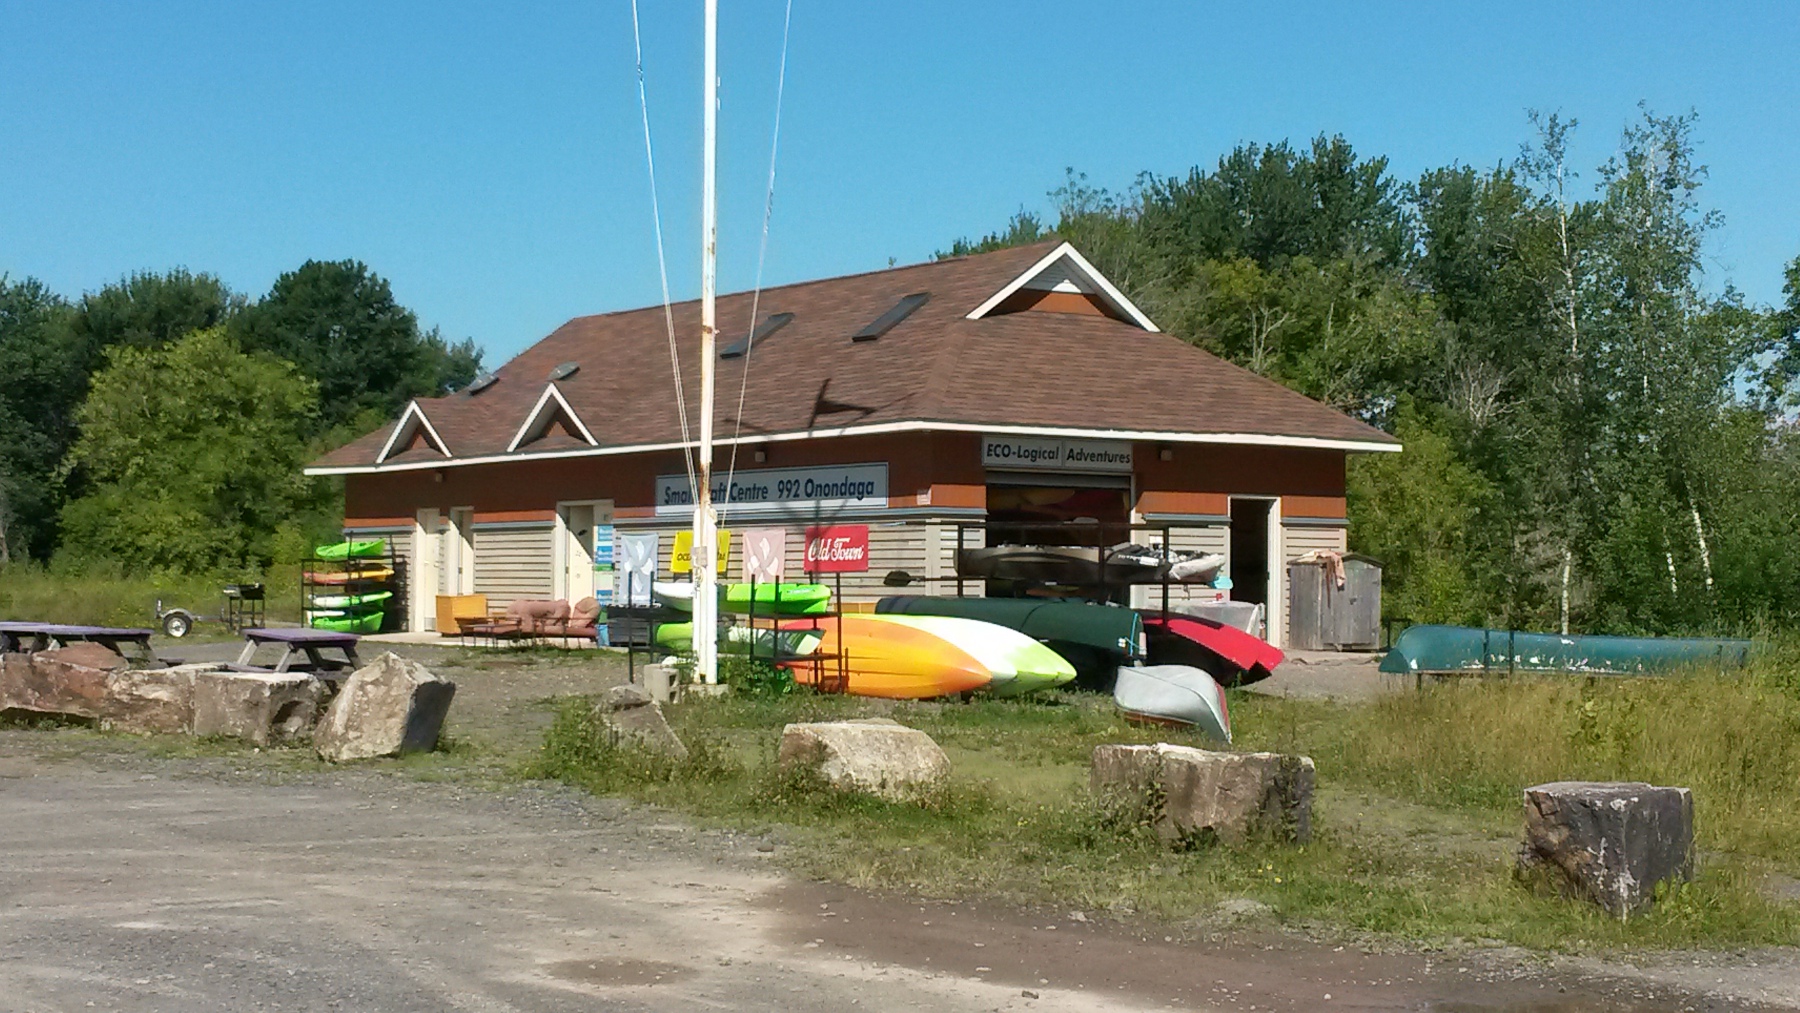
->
[990,288,1118,319]
[1133,444,1346,499]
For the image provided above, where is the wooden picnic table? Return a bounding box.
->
[236,628,362,675]
[0,622,157,661]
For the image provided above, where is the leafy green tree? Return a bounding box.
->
[0,277,78,562]
[232,259,481,439]
[66,268,242,373]
[58,328,325,573]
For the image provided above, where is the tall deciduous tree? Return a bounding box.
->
[0,277,79,563]
[58,328,325,573]
[232,259,481,440]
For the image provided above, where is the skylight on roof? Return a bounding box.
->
[852,293,929,342]
[548,361,580,381]
[465,372,499,395]
[720,313,795,359]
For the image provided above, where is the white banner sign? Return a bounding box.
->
[742,527,787,582]
[615,532,659,606]
[981,435,1134,473]
[655,463,888,517]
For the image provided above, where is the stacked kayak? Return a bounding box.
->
[1113,665,1231,743]
[778,614,1075,699]
[311,567,395,586]
[654,581,831,615]
[310,591,393,610]
[315,538,388,560]
[307,611,385,634]
[654,621,823,659]
[1141,614,1284,687]
[876,595,1143,689]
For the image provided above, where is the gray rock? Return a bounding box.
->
[1516,781,1694,918]
[1090,743,1314,845]
[594,686,688,760]
[1,647,199,734]
[776,719,950,801]
[315,652,456,762]
[192,669,324,746]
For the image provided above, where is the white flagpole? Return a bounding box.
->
[692,0,720,684]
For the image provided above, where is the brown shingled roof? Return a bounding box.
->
[311,241,1395,471]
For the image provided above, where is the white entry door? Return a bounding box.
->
[444,507,475,596]
[412,508,441,632]
[554,501,613,603]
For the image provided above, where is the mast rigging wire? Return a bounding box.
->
[719,0,794,524]
[630,0,698,498]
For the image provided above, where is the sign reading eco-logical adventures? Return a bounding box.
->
[591,524,616,607]
[804,524,870,574]
[671,529,732,575]
[980,435,1133,474]
[741,527,787,582]
[654,463,888,517]
[615,532,658,606]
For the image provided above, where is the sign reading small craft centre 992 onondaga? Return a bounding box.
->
[980,435,1133,473]
[654,463,888,517]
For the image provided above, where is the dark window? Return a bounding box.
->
[852,293,930,341]
[720,313,795,359]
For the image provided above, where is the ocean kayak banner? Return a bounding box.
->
[671,529,732,575]
[981,435,1133,473]
[654,463,888,517]
[804,525,870,573]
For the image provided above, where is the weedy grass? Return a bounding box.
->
[0,561,304,628]
[528,669,1800,951]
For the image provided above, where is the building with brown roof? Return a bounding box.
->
[307,241,1398,645]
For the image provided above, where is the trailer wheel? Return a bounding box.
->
[161,612,193,638]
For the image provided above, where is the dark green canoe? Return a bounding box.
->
[875,595,1143,689]
[1380,624,1756,677]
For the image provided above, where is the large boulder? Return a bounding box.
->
[594,683,688,759]
[0,647,196,734]
[776,719,950,801]
[1090,743,1314,845]
[315,652,456,762]
[1517,781,1694,918]
[192,670,324,746]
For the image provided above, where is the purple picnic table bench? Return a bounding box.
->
[0,621,157,661]
[236,628,362,675]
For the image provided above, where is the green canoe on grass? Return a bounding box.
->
[654,621,823,659]
[315,538,388,560]
[310,591,394,610]
[309,611,384,634]
[1379,624,1756,677]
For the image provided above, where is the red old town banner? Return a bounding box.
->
[804,525,870,573]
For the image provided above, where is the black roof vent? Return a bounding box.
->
[720,313,795,359]
[853,293,930,342]
[548,361,580,381]
[465,372,499,394]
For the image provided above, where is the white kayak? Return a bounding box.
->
[1112,664,1231,743]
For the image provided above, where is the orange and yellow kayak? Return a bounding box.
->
[778,614,993,699]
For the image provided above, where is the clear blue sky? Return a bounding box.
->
[3,1,1795,364]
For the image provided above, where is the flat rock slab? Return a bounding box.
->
[1091,743,1314,845]
[315,652,456,762]
[777,719,950,802]
[1,648,201,734]
[595,684,688,759]
[192,670,324,746]
[1517,781,1693,918]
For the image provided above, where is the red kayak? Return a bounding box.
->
[1141,614,1284,687]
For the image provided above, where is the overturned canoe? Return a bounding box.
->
[1113,664,1230,743]
[1379,624,1756,677]
[1141,614,1283,687]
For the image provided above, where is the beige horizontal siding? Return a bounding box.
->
[473,523,555,612]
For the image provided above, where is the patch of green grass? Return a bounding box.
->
[527,675,1800,952]
[0,561,304,628]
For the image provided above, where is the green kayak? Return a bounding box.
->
[315,538,387,560]
[655,581,832,615]
[875,595,1144,689]
[724,582,830,615]
[310,591,394,609]
[310,611,384,634]
[1380,625,1756,676]
[654,621,823,659]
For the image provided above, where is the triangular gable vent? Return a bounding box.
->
[508,383,599,452]
[376,400,451,463]
[965,242,1159,331]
